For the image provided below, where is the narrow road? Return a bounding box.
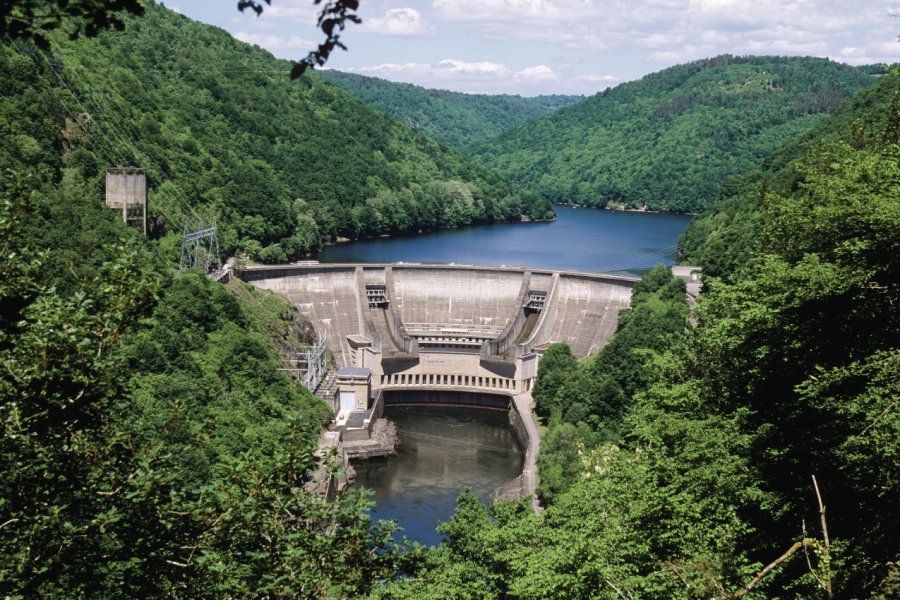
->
[513,392,543,513]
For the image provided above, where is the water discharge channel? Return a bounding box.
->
[351,405,524,546]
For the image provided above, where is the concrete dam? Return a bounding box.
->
[243,263,638,397]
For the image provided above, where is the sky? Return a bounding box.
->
[174,1,900,96]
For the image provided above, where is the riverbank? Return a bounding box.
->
[557,201,699,217]
[326,214,558,245]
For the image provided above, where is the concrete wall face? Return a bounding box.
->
[244,264,636,390]
[529,272,553,293]
[393,268,523,333]
[245,268,362,365]
[542,278,632,356]
[384,390,510,410]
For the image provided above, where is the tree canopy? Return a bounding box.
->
[0,0,359,77]
[371,70,900,598]
[472,55,875,213]
[319,70,581,149]
[2,0,898,596]
[680,69,900,281]
[1,2,552,265]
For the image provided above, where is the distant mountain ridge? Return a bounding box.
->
[317,70,582,149]
[469,55,876,213]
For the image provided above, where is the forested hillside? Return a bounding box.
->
[0,136,399,596]
[3,0,898,596]
[0,1,536,594]
[472,55,874,212]
[371,71,900,599]
[318,70,581,148]
[2,4,423,592]
[2,1,551,265]
[680,71,900,280]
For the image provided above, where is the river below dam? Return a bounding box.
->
[318,205,693,274]
[337,206,692,546]
[351,405,524,547]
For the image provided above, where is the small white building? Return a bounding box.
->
[672,265,702,297]
[335,367,372,416]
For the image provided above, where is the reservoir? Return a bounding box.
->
[318,205,693,274]
[351,405,524,547]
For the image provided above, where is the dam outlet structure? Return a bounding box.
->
[242,263,638,504]
[243,263,637,394]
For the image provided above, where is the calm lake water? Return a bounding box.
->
[318,205,693,275]
[351,406,524,547]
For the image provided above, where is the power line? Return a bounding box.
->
[179,218,221,273]
[61,77,196,219]
[601,244,680,274]
[6,37,126,177]
[46,36,201,226]
[11,34,201,229]
[8,37,220,270]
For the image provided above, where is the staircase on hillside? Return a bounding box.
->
[314,370,338,404]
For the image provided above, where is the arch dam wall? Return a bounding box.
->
[242,263,638,395]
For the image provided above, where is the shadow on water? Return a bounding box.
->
[351,405,524,546]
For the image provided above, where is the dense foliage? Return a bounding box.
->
[1,13,407,594]
[371,72,900,599]
[3,2,898,596]
[3,1,551,265]
[0,164,407,596]
[472,55,874,213]
[534,266,689,501]
[680,71,900,281]
[318,70,581,149]
[1,0,144,49]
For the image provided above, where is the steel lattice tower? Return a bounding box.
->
[179,219,221,274]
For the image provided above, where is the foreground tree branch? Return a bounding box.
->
[812,475,833,599]
[0,0,145,49]
[3,1,362,78]
[713,540,806,600]
[715,476,834,599]
[238,0,361,78]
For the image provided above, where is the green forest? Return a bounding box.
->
[471,55,875,212]
[1,1,552,265]
[369,69,898,598]
[318,70,581,149]
[3,0,900,598]
[680,71,900,281]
